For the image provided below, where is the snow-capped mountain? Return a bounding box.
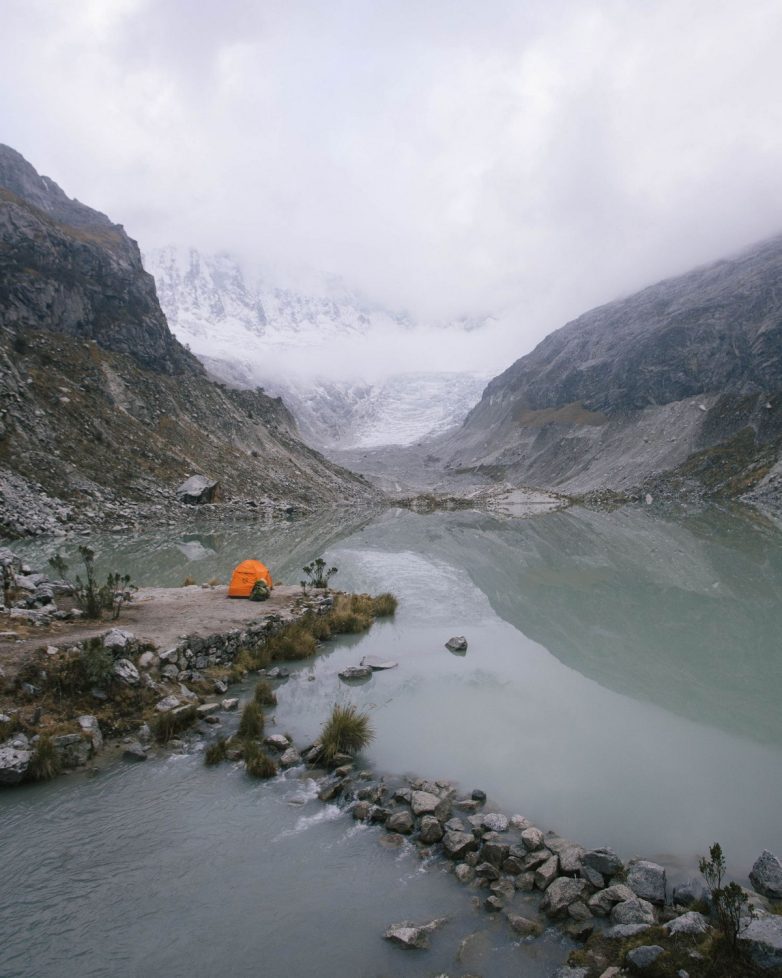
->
[144,246,490,448]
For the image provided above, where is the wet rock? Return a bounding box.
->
[490,879,515,902]
[672,878,707,907]
[626,945,664,970]
[122,742,147,762]
[665,911,709,936]
[484,895,504,912]
[471,788,487,802]
[566,919,595,942]
[221,698,239,711]
[738,913,782,969]
[360,656,398,670]
[505,912,541,937]
[535,854,559,890]
[196,703,219,718]
[265,734,290,751]
[481,837,510,867]
[280,747,301,768]
[387,810,415,834]
[156,695,181,712]
[515,872,536,892]
[318,779,345,802]
[589,883,636,915]
[457,929,491,968]
[411,790,450,821]
[443,830,479,860]
[749,850,782,900]
[568,901,592,921]
[393,786,412,804]
[522,848,552,871]
[419,816,444,844]
[583,847,623,878]
[352,801,371,821]
[627,860,666,906]
[445,636,468,652]
[541,878,588,917]
[114,658,140,686]
[0,746,31,783]
[610,898,656,926]
[521,827,545,850]
[266,667,289,679]
[475,862,501,881]
[213,679,228,695]
[580,865,605,889]
[557,844,586,875]
[455,863,475,884]
[384,917,447,950]
[445,817,466,833]
[482,812,509,833]
[339,665,372,682]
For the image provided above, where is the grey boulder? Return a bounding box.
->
[445,636,468,652]
[610,898,656,926]
[738,913,782,969]
[384,917,447,950]
[626,945,664,970]
[114,658,140,686]
[749,850,782,900]
[665,911,709,936]
[176,475,220,504]
[627,860,667,906]
[541,878,588,918]
[0,746,31,784]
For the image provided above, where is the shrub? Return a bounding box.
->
[237,701,264,740]
[68,546,137,620]
[153,705,197,744]
[320,703,374,763]
[46,640,115,697]
[302,557,338,590]
[182,575,196,587]
[327,594,374,635]
[204,738,228,767]
[27,736,62,781]
[372,592,398,617]
[243,741,277,779]
[254,680,277,706]
[699,842,753,950]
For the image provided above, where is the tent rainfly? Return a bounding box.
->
[228,559,273,598]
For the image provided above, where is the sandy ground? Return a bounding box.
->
[0,584,303,676]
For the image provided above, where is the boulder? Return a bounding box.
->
[665,911,709,936]
[122,742,147,762]
[338,665,372,682]
[535,855,559,890]
[482,812,509,833]
[627,860,666,906]
[738,913,782,969]
[558,844,586,875]
[352,801,371,821]
[386,810,415,834]
[749,850,782,900]
[0,746,31,783]
[445,635,468,652]
[672,878,708,907]
[481,838,510,867]
[176,475,220,505]
[583,847,623,878]
[580,865,605,889]
[359,656,398,670]
[77,715,102,751]
[454,863,475,884]
[411,790,450,821]
[475,862,501,881]
[444,817,466,833]
[53,733,91,768]
[103,628,134,650]
[610,898,656,926]
[264,734,291,751]
[384,917,447,950]
[221,698,239,711]
[604,923,651,940]
[443,830,479,859]
[485,895,504,912]
[515,872,536,892]
[626,945,664,970]
[505,912,541,937]
[114,658,140,686]
[196,703,219,718]
[155,695,181,713]
[541,878,589,918]
[279,747,301,768]
[490,879,515,902]
[521,827,545,850]
[589,883,636,915]
[419,816,444,844]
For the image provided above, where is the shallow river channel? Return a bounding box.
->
[3,503,782,977]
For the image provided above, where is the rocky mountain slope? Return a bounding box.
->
[439,235,782,506]
[145,245,489,448]
[0,146,378,537]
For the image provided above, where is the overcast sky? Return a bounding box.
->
[3,0,782,375]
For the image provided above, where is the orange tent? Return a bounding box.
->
[228,559,273,597]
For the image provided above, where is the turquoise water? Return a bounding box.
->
[5,503,782,976]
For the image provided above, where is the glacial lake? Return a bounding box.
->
[3,503,782,977]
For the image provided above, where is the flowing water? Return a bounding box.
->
[3,503,782,977]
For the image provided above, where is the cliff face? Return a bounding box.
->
[0,144,198,375]
[442,236,782,503]
[0,146,377,537]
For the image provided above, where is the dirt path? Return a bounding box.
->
[0,584,303,676]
